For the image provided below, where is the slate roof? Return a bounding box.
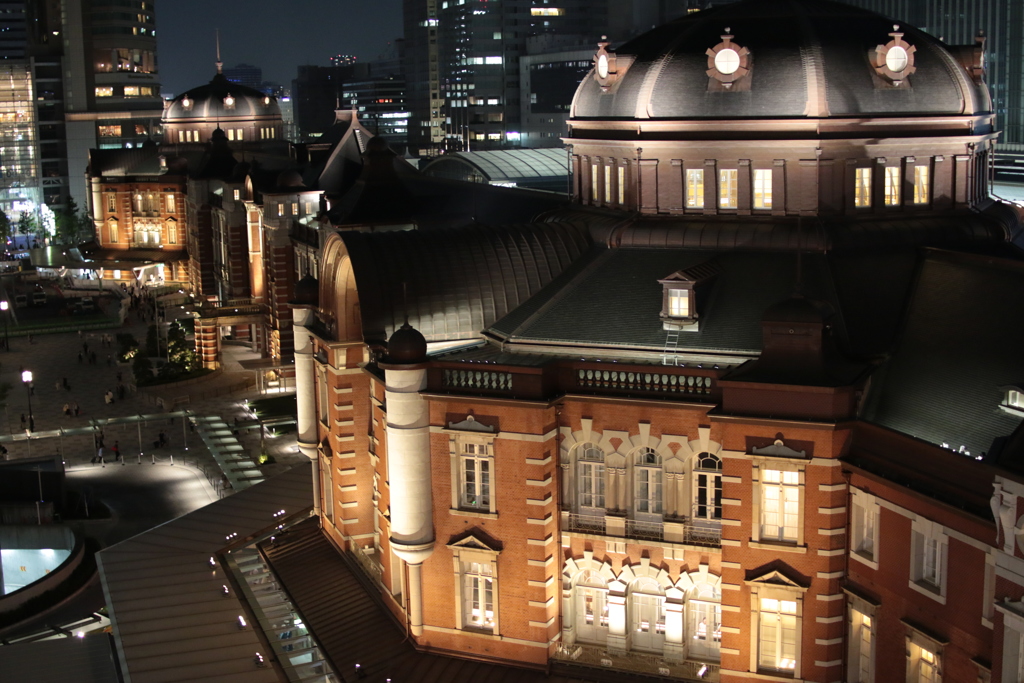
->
[488,248,912,358]
[862,249,1024,457]
[340,221,592,343]
[421,148,571,192]
[571,0,986,121]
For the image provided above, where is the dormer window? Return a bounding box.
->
[1001,386,1024,416]
[659,259,721,331]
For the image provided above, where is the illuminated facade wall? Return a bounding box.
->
[0,61,43,221]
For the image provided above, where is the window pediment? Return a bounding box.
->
[446,414,496,433]
[659,259,720,328]
[447,530,502,555]
[744,567,809,592]
[751,439,807,459]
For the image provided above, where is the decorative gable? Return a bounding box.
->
[744,567,809,592]
[751,439,808,459]
[659,259,721,331]
[447,414,497,433]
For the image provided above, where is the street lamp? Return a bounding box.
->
[21,369,33,432]
[0,300,8,351]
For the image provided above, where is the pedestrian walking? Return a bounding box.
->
[19,413,25,430]
[112,441,120,462]
[73,402,80,417]
[94,445,103,464]
[63,403,70,417]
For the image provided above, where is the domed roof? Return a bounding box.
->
[386,322,427,364]
[571,0,988,122]
[164,72,282,122]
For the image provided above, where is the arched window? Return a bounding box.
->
[634,447,663,517]
[688,582,721,661]
[106,218,118,244]
[576,443,605,514]
[574,569,609,644]
[693,453,722,520]
[630,576,666,653]
[165,219,176,245]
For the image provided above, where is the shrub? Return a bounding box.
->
[132,355,152,383]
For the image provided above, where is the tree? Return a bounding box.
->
[16,212,37,238]
[0,208,10,246]
[166,322,198,372]
[54,196,81,245]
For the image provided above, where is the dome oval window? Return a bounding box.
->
[714,48,740,75]
[597,54,609,79]
[224,95,235,107]
[885,45,909,72]
[181,96,191,110]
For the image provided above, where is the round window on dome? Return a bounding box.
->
[597,54,609,79]
[886,45,909,72]
[224,95,235,107]
[714,48,741,75]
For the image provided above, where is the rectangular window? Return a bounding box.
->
[105,194,116,213]
[579,460,605,509]
[276,203,284,217]
[910,519,947,600]
[108,222,118,243]
[123,86,140,97]
[591,164,598,202]
[227,129,236,141]
[719,169,738,208]
[604,165,611,204]
[233,189,241,201]
[460,443,491,510]
[855,168,872,207]
[178,130,185,143]
[167,222,176,244]
[236,128,244,141]
[884,167,900,205]
[95,86,113,97]
[462,561,494,631]
[914,165,929,204]
[291,202,299,216]
[667,288,690,317]
[753,169,772,209]
[850,609,874,682]
[759,598,797,671]
[922,536,941,586]
[165,194,174,213]
[617,166,625,205]
[98,125,120,137]
[761,469,800,542]
[851,491,879,564]
[686,169,704,208]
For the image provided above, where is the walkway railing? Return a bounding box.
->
[564,513,722,547]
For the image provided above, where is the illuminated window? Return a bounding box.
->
[236,128,243,141]
[461,562,494,631]
[98,125,119,137]
[576,443,605,513]
[914,165,929,204]
[686,169,704,208]
[123,86,140,97]
[291,202,299,216]
[178,130,184,143]
[459,441,492,511]
[634,448,662,515]
[753,169,772,209]
[667,289,690,318]
[719,169,738,209]
[573,570,609,645]
[855,168,872,207]
[107,219,118,243]
[531,7,565,15]
[105,194,116,213]
[604,165,611,204]
[166,220,176,244]
[759,598,798,672]
[618,166,625,205]
[140,86,153,96]
[134,124,146,135]
[233,189,241,201]
[692,453,722,521]
[761,469,800,543]
[884,167,900,205]
[276,203,283,217]
[165,194,174,213]
[591,163,598,202]
[95,87,113,97]
[484,56,502,65]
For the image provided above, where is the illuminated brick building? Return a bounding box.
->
[292,1,1024,681]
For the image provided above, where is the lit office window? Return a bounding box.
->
[753,169,772,209]
[855,168,872,207]
[884,167,900,206]
[913,166,929,204]
[719,169,738,209]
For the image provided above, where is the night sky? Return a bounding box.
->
[156,0,404,96]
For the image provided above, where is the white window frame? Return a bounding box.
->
[617,165,625,205]
[450,542,500,634]
[752,461,804,546]
[604,164,612,204]
[855,167,872,208]
[753,168,772,209]
[997,602,1024,683]
[591,163,599,203]
[576,442,606,515]
[846,590,878,683]
[629,576,667,654]
[719,168,738,209]
[573,569,610,645]
[633,447,663,518]
[447,427,497,516]
[692,452,722,522]
[909,517,948,603]
[913,165,930,204]
[747,579,805,678]
[667,288,691,318]
[686,169,704,208]
[905,623,944,683]
[688,582,722,661]
[884,166,900,206]
[851,488,880,569]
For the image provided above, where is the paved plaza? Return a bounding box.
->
[0,300,305,488]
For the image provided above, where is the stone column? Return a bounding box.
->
[292,304,319,515]
[607,588,628,655]
[664,590,685,663]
